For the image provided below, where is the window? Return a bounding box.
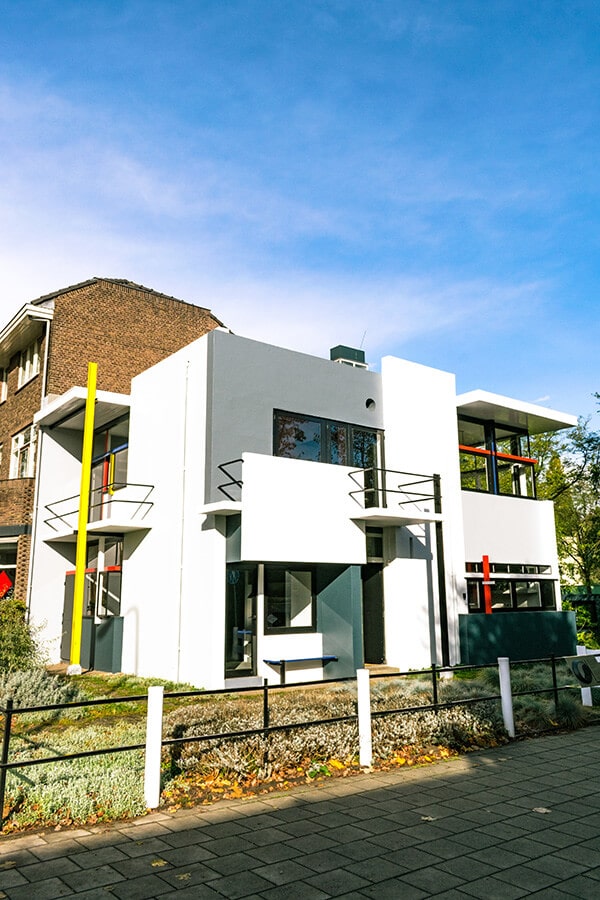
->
[458,415,536,498]
[0,541,17,600]
[18,339,40,388]
[264,565,316,633]
[10,425,36,478]
[467,576,555,612]
[274,410,380,469]
[0,368,6,403]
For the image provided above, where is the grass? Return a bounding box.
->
[1,662,599,833]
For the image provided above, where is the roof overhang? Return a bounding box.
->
[0,304,54,367]
[457,390,577,435]
[35,386,130,431]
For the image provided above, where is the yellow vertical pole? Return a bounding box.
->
[69,362,97,671]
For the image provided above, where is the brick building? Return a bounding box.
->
[0,278,223,602]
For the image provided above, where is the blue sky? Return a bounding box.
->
[0,1,598,419]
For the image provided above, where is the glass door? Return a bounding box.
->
[225,565,257,678]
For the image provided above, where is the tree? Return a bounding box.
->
[533,413,600,594]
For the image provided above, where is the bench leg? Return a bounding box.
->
[280,660,286,685]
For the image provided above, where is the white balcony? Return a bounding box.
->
[44,483,154,543]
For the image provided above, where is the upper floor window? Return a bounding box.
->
[10,425,36,478]
[273,410,380,469]
[0,368,6,402]
[458,416,536,498]
[18,339,41,388]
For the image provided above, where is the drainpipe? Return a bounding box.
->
[25,318,52,619]
[433,474,450,667]
[176,361,190,683]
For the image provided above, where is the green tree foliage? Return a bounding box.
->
[0,597,40,672]
[532,409,600,646]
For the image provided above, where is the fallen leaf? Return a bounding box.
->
[421,816,437,822]
[151,859,169,867]
[532,807,551,814]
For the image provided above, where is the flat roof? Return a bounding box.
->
[35,386,130,431]
[457,390,577,435]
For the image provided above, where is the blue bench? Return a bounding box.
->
[264,655,338,684]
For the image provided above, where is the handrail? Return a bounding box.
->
[44,482,154,532]
[348,466,438,510]
[217,458,243,501]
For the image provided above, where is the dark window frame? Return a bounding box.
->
[458,414,537,499]
[264,564,317,635]
[273,409,382,469]
[466,577,556,612]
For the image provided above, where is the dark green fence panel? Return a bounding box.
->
[459,611,577,665]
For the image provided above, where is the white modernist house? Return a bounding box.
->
[28,330,577,688]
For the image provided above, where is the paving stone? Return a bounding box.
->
[258,884,329,900]
[2,877,76,899]
[302,848,359,873]
[545,874,600,898]
[493,863,560,892]
[343,855,406,883]
[458,874,529,899]
[251,842,301,864]
[159,844,217,866]
[304,867,371,895]
[109,873,178,899]
[359,877,429,899]
[401,865,467,894]
[526,854,588,879]
[467,845,530,870]
[202,850,261,876]
[254,858,316,885]
[205,869,273,898]
[437,855,498,881]
[119,837,174,858]
[61,863,125,892]
[12,856,81,882]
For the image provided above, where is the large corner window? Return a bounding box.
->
[274,410,380,469]
[17,339,41,389]
[90,416,129,522]
[458,416,536,498]
[264,565,316,634]
[466,561,556,612]
[10,425,36,478]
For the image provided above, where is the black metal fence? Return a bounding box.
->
[0,655,581,826]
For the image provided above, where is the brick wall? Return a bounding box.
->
[0,478,35,527]
[0,330,46,482]
[46,280,221,395]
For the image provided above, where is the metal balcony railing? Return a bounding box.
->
[44,482,154,533]
[348,467,441,513]
[217,459,243,502]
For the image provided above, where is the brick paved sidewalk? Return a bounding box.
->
[1,728,599,899]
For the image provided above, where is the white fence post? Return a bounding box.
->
[357,668,372,768]
[498,657,515,738]
[577,645,593,707]
[144,685,164,809]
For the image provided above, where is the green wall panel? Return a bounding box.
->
[459,611,577,665]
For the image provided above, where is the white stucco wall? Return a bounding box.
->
[461,491,560,571]
[28,427,84,661]
[122,336,226,688]
[380,356,467,667]
[240,453,366,564]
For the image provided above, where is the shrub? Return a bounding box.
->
[0,668,85,717]
[0,598,39,672]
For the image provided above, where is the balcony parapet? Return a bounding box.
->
[348,467,443,526]
[43,482,153,542]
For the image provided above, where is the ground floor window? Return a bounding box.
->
[264,565,316,634]
[467,577,556,611]
[0,541,17,599]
